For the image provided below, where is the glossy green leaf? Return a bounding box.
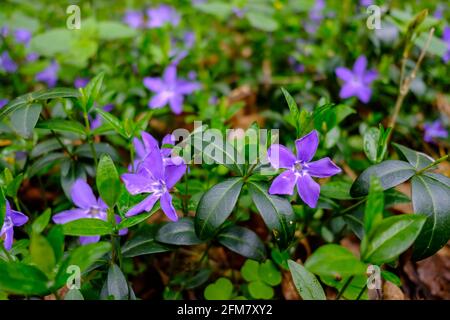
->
[217,225,266,261]
[259,260,282,286]
[83,72,104,111]
[96,154,121,207]
[107,264,129,300]
[62,218,113,236]
[248,181,295,249]
[30,233,56,274]
[248,280,274,299]
[204,277,233,300]
[36,119,86,136]
[32,208,51,234]
[121,234,170,258]
[195,178,243,239]
[10,103,42,138]
[411,173,450,260]
[361,214,427,265]
[156,217,203,245]
[320,180,353,200]
[350,160,415,197]
[29,152,67,177]
[393,143,434,170]
[0,262,50,295]
[364,176,384,234]
[96,109,128,138]
[241,259,260,282]
[288,260,326,300]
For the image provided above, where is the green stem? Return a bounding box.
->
[83,112,98,168]
[336,276,354,300]
[0,242,13,261]
[356,286,367,300]
[416,154,449,175]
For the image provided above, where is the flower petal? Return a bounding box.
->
[163,64,177,84]
[339,82,358,99]
[143,77,164,92]
[161,134,175,157]
[353,55,367,76]
[363,70,378,84]
[115,215,128,236]
[149,92,170,109]
[10,210,28,227]
[141,131,159,153]
[297,173,320,208]
[307,157,341,178]
[125,194,159,217]
[356,86,372,103]
[335,67,353,82]
[133,137,146,160]
[121,172,152,195]
[176,80,200,94]
[269,170,297,195]
[169,94,183,114]
[70,179,97,209]
[160,192,178,221]
[52,209,88,224]
[79,236,100,245]
[2,228,13,251]
[165,163,187,189]
[141,148,165,180]
[267,144,296,169]
[296,130,319,162]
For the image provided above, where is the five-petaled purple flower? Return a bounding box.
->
[335,55,378,103]
[14,28,32,45]
[35,61,59,87]
[442,27,450,63]
[424,120,448,143]
[146,5,180,28]
[1,201,28,251]
[52,179,127,245]
[123,10,144,29]
[0,51,18,73]
[143,64,200,114]
[121,146,186,220]
[267,130,341,208]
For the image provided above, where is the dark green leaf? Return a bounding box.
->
[156,217,203,245]
[393,143,434,170]
[121,234,170,258]
[288,260,326,300]
[36,119,86,136]
[320,180,353,200]
[217,225,266,261]
[195,178,243,240]
[10,103,42,137]
[29,152,67,177]
[96,109,128,138]
[107,264,129,300]
[116,204,160,230]
[96,154,121,207]
[62,218,113,236]
[364,176,384,234]
[0,262,50,295]
[32,208,51,234]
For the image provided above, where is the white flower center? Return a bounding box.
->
[87,206,107,219]
[149,180,167,196]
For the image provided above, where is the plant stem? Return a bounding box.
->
[356,286,367,300]
[336,276,354,300]
[83,112,98,168]
[387,28,434,142]
[416,154,449,175]
[0,242,13,261]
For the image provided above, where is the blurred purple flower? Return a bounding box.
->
[52,179,127,245]
[305,0,325,33]
[123,10,144,29]
[335,55,377,103]
[1,201,28,251]
[359,0,373,6]
[146,5,180,28]
[90,104,114,129]
[267,130,341,208]
[209,95,218,105]
[232,7,246,18]
[26,52,39,62]
[288,56,305,73]
[143,64,200,114]
[14,28,32,45]
[0,51,18,73]
[434,5,445,19]
[442,27,450,63]
[35,61,59,87]
[424,120,448,143]
[121,147,186,219]
[0,26,9,37]
[0,99,8,109]
[74,77,90,89]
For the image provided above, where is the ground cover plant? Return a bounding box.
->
[0,0,449,300]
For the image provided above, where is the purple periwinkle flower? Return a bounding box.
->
[52,179,127,245]
[335,55,378,103]
[434,5,445,19]
[121,147,186,220]
[232,7,247,18]
[0,51,18,73]
[1,201,28,251]
[123,10,144,29]
[35,61,59,87]
[143,64,200,114]
[0,99,8,109]
[442,27,450,63]
[14,28,32,45]
[305,0,325,34]
[89,104,114,129]
[424,120,448,143]
[74,77,90,89]
[26,52,39,62]
[146,5,180,28]
[359,0,373,7]
[267,130,341,208]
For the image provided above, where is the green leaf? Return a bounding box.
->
[47,225,65,262]
[363,127,380,163]
[185,269,211,290]
[96,154,121,207]
[288,260,326,300]
[96,109,128,138]
[32,208,51,234]
[364,176,384,234]
[10,103,42,138]
[36,119,86,136]
[246,12,279,32]
[381,270,402,287]
[107,264,129,300]
[281,87,299,124]
[305,244,367,278]
[54,241,111,289]
[361,214,427,265]
[0,262,50,295]
[82,72,104,111]
[116,204,160,230]
[156,217,203,245]
[29,153,67,177]
[217,225,266,261]
[194,2,233,20]
[97,21,137,40]
[30,29,72,56]
[320,180,353,200]
[30,139,62,158]
[241,259,260,282]
[259,260,282,286]
[64,288,84,300]
[195,178,244,240]
[248,280,274,299]
[204,278,233,300]
[121,234,170,258]
[393,143,434,170]
[6,173,24,198]
[30,234,56,274]
[411,173,450,260]
[248,181,295,249]
[350,160,415,197]
[62,218,113,236]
